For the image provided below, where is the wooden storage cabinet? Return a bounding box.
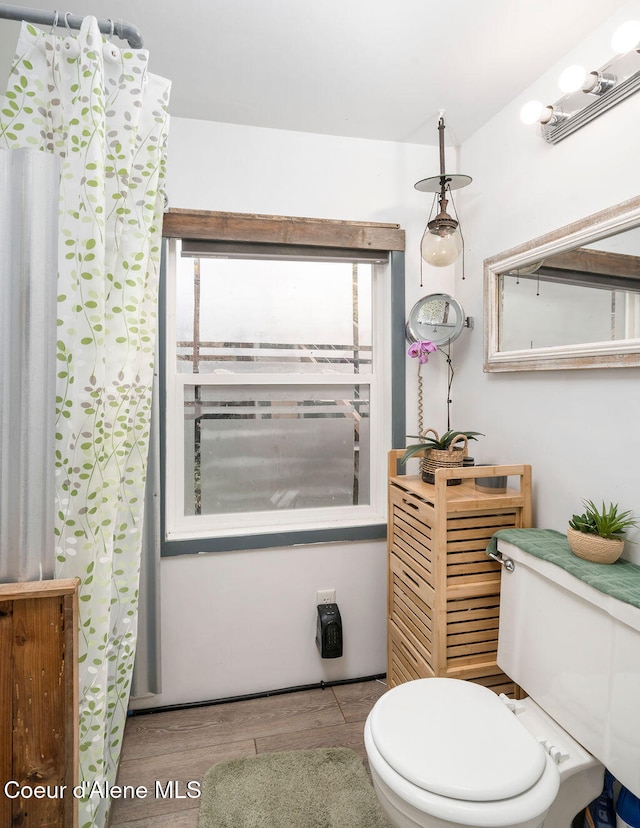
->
[0,579,79,828]
[387,454,531,695]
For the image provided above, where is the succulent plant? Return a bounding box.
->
[569,499,637,540]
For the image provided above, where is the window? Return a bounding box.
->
[161,211,405,553]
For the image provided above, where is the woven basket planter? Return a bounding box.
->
[567,526,624,564]
[420,432,468,486]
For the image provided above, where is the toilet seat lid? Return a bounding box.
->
[370,678,547,802]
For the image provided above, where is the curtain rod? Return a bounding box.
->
[0,3,144,48]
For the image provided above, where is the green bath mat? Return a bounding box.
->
[198,747,389,828]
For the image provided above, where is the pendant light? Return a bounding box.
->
[415,116,471,268]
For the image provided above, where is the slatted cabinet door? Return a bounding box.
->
[388,482,435,681]
[0,579,78,828]
[387,457,531,694]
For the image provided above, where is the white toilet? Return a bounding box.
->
[365,539,640,828]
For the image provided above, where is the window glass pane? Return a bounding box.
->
[176,257,373,374]
[183,384,371,516]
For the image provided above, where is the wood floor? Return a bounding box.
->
[109,678,388,827]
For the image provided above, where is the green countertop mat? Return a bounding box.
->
[487,527,640,610]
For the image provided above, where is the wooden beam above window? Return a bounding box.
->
[545,247,640,280]
[162,208,405,252]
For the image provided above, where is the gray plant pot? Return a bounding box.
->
[474,465,507,494]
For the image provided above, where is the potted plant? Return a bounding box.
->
[567,499,637,564]
[401,428,483,486]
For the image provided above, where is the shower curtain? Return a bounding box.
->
[0,17,170,828]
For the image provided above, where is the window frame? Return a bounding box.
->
[160,209,406,555]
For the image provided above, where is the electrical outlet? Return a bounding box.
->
[316,589,336,605]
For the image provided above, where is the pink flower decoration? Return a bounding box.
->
[408,340,437,364]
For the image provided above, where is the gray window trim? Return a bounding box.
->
[159,241,405,556]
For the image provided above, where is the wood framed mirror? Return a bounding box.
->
[484,195,640,371]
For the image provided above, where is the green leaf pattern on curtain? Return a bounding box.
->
[0,18,170,828]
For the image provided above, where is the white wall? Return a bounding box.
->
[139,2,640,708]
[134,121,454,708]
[455,1,640,565]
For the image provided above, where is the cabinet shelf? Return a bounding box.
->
[387,453,531,694]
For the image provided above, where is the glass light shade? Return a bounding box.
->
[420,225,463,267]
[611,20,640,53]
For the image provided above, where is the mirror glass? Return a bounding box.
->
[484,197,640,371]
[406,293,465,346]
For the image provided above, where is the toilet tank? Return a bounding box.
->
[496,539,640,798]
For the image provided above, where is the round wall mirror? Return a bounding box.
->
[406,293,465,346]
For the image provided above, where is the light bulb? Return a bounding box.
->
[520,100,543,124]
[520,100,556,126]
[520,100,544,125]
[420,225,463,267]
[558,65,588,94]
[611,20,640,53]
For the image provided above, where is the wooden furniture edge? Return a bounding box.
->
[387,450,531,481]
[0,578,80,600]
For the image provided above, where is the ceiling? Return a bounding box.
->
[0,0,631,145]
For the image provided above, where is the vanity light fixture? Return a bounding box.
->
[519,101,567,126]
[520,20,640,143]
[557,64,617,95]
[611,19,640,53]
[415,116,471,273]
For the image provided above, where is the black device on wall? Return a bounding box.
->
[316,603,343,658]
